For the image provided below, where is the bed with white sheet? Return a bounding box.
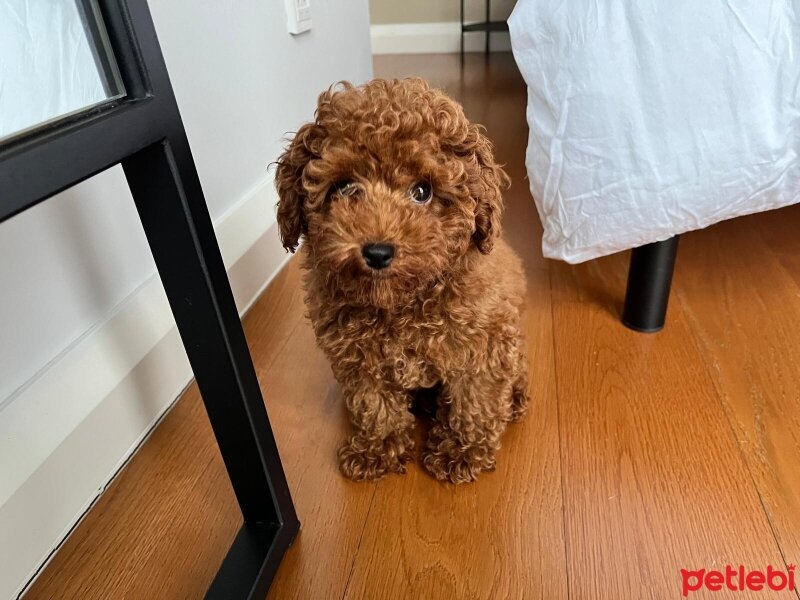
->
[508,0,800,265]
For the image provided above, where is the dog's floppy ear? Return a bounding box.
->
[469,125,509,254]
[275,123,318,252]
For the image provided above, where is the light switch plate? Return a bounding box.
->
[285,0,312,35]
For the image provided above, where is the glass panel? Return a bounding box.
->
[0,0,125,142]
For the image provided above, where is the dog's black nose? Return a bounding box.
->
[362,243,395,270]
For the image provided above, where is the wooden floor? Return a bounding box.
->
[27,53,800,600]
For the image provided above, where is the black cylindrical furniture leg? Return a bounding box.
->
[622,236,680,333]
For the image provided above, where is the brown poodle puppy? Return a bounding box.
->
[275,78,528,484]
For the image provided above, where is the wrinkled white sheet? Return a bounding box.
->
[509,0,800,263]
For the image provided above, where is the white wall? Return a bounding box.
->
[0,1,372,598]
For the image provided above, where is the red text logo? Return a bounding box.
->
[681,565,795,596]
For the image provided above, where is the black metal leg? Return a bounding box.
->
[622,236,680,333]
[460,0,465,63]
[485,0,491,54]
[122,139,298,599]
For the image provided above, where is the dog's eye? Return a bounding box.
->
[409,181,432,204]
[331,180,359,199]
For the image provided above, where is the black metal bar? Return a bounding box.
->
[123,139,296,526]
[485,0,491,54]
[0,98,164,223]
[75,0,123,99]
[622,236,680,333]
[114,0,300,589]
[459,0,465,62]
[205,521,299,600]
[461,21,509,33]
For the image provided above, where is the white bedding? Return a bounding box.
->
[508,0,800,263]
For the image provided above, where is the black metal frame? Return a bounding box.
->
[75,0,124,100]
[622,236,680,333]
[459,0,510,59]
[0,1,298,598]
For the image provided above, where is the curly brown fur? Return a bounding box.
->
[275,78,529,484]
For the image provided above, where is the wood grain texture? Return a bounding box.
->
[260,303,376,600]
[24,52,800,600]
[23,383,241,600]
[550,251,789,599]
[25,261,307,599]
[755,203,800,290]
[676,212,800,571]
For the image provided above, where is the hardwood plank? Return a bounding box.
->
[550,251,788,599]
[24,383,240,600]
[753,203,800,290]
[263,321,376,600]
[676,213,800,571]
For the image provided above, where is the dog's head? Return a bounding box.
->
[275,78,508,308]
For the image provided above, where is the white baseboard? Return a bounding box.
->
[0,179,291,600]
[370,21,511,55]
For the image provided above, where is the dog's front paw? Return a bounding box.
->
[422,427,496,484]
[338,431,413,481]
